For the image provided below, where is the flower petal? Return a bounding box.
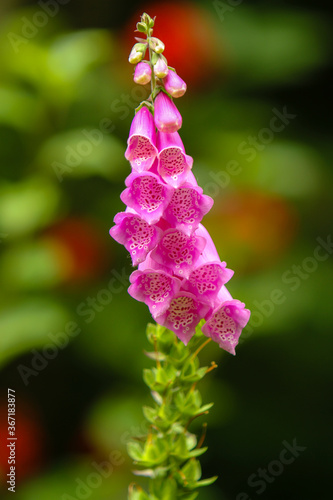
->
[125,106,158,172]
[157,131,193,188]
[202,297,251,355]
[128,269,182,316]
[154,91,182,133]
[120,171,174,225]
[157,292,209,345]
[182,262,234,307]
[151,228,206,278]
[164,184,214,235]
[109,212,162,266]
[163,70,187,98]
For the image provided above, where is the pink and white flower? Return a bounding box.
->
[110,48,251,354]
[120,171,174,225]
[150,228,206,278]
[202,288,251,355]
[156,291,209,345]
[134,62,152,85]
[182,262,234,308]
[163,70,187,98]
[128,269,182,317]
[163,184,214,235]
[109,212,162,266]
[157,131,193,188]
[125,106,158,172]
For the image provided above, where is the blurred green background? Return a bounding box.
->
[0,0,332,499]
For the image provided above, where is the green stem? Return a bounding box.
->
[147,28,157,107]
[127,322,218,500]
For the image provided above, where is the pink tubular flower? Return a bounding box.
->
[202,291,251,355]
[154,91,182,133]
[134,62,152,85]
[182,262,234,308]
[109,212,162,266]
[125,106,158,172]
[157,131,193,188]
[151,228,206,278]
[154,57,169,78]
[128,269,182,317]
[157,292,210,345]
[163,70,187,98]
[120,171,174,225]
[163,184,214,235]
[194,223,222,265]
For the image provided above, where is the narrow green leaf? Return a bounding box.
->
[128,486,151,500]
[181,458,202,483]
[146,323,157,344]
[178,493,199,500]
[196,402,214,414]
[127,441,144,461]
[143,368,156,389]
[143,405,158,424]
[188,446,208,458]
[195,476,218,487]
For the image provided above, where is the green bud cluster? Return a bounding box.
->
[128,12,170,103]
[127,322,218,500]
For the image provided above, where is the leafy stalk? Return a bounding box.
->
[127,322,218,500]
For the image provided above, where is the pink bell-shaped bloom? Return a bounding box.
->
[154,57,169,78]
[202,287,251,355]
[182,262,234,308]
[137,248,172,276]
[157,131,193,188]
[163,183,214,235]
[185,170,198,187]
[128,269,182,317]
[134,62,152,85]
[151,228,206,278]
[109,212,162,266]
[156,292,209,345]
[154,91,182,133]
[120,171,174,225]
[194,223,221,265]
[125,106,158,172]
[163,70,187,98]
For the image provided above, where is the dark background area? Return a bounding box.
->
[0,1,332,499]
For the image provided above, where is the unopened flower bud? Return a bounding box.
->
[134,62,152,85]
[141,12,154,29]
[154,57,169,78]
[163,70,187,98]
[154,91,182,133]
[128,43,147,64]
[149,37,165,54]
[136,22,147,34]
